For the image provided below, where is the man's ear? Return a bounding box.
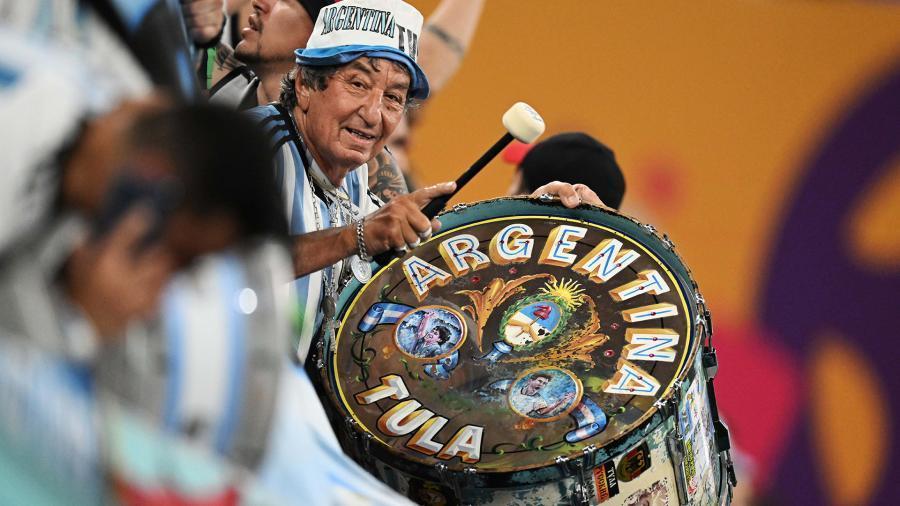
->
[296,77,311,112]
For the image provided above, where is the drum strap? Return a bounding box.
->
[702,346,738,494]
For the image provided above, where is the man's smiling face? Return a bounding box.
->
[297,58,410,176]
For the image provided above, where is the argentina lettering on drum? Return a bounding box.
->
[325,198,697,477]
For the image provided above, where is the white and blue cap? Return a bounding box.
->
[294,0,430,99]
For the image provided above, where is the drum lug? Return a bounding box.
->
[694,292,714,340]
[573,445,597,506]
[665,387,689,506]
[715,449,737,506]
[722,448,737,488]
[434,463,470,505]
[460,467,477,490]
[664,382,683,426]
[703,347,719,380]
[434,462,448,478]
[570,460,590,506]
[553,450,593,506]
[713,418,732,457]
[653,384,679,419]
[554,455,570,470]
[451,203,470,211]
[456,467,478,505]
[314,339,325,370]
[662,233,676,250]
[665,428,690,505]
[642,223,657,235]
[362,432,373,455]
[343,416,372,463]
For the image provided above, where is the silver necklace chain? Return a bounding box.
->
[287,108,365,361]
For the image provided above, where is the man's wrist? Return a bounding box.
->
[355,219,372,261]
[341,225,360,260]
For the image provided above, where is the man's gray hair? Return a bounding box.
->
[279,58,419,111]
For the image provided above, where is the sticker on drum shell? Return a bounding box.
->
[679,374,716,501]
[334,211,698,473]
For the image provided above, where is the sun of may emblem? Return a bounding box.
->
[500,279,585,349]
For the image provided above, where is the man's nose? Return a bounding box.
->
[357,91,383,126]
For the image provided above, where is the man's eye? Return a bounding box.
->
[351,80,366,89]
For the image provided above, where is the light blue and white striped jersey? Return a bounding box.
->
[0,338,102,506]
[246,104,381,362]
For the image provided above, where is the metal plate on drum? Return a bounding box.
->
[330,204,697,476]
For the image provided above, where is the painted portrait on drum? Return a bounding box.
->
[394,306,466,360]
[508,367,583,421]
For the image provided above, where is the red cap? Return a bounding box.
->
[501,140,536,165]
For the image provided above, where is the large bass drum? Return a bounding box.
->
[316,197,736,505]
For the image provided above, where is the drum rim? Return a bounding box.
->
[325,197,706,484]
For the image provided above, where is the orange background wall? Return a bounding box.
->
[412,0,899,325]
[409,1,900,503]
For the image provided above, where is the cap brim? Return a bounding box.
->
[295,45,430,100]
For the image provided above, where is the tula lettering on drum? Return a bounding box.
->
[331,212,695,472]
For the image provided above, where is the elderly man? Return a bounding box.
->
[247,0,457,361]
[250,0,606,365]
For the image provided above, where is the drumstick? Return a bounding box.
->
[421,102,546,219]
[373,103,545,266]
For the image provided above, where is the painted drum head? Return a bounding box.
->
[330,198,698,475]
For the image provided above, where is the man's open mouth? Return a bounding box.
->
[346,128,376,141]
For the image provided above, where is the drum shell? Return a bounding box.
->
[317,198,726,504]
[334,338,724,506]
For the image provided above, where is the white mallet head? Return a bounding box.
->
[502,102,546,143]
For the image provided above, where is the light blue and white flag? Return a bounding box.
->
[565,397,608,443]
[357,302,415,333]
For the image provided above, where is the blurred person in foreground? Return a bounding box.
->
[2,5,415,501]
[0,102,409,505]
[248,0,603,364]
[506,132,626,210]
[0,101,278,502]
[0,101,284,346]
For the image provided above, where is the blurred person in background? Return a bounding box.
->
[505,132,627,210]
[199,0,484,199]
